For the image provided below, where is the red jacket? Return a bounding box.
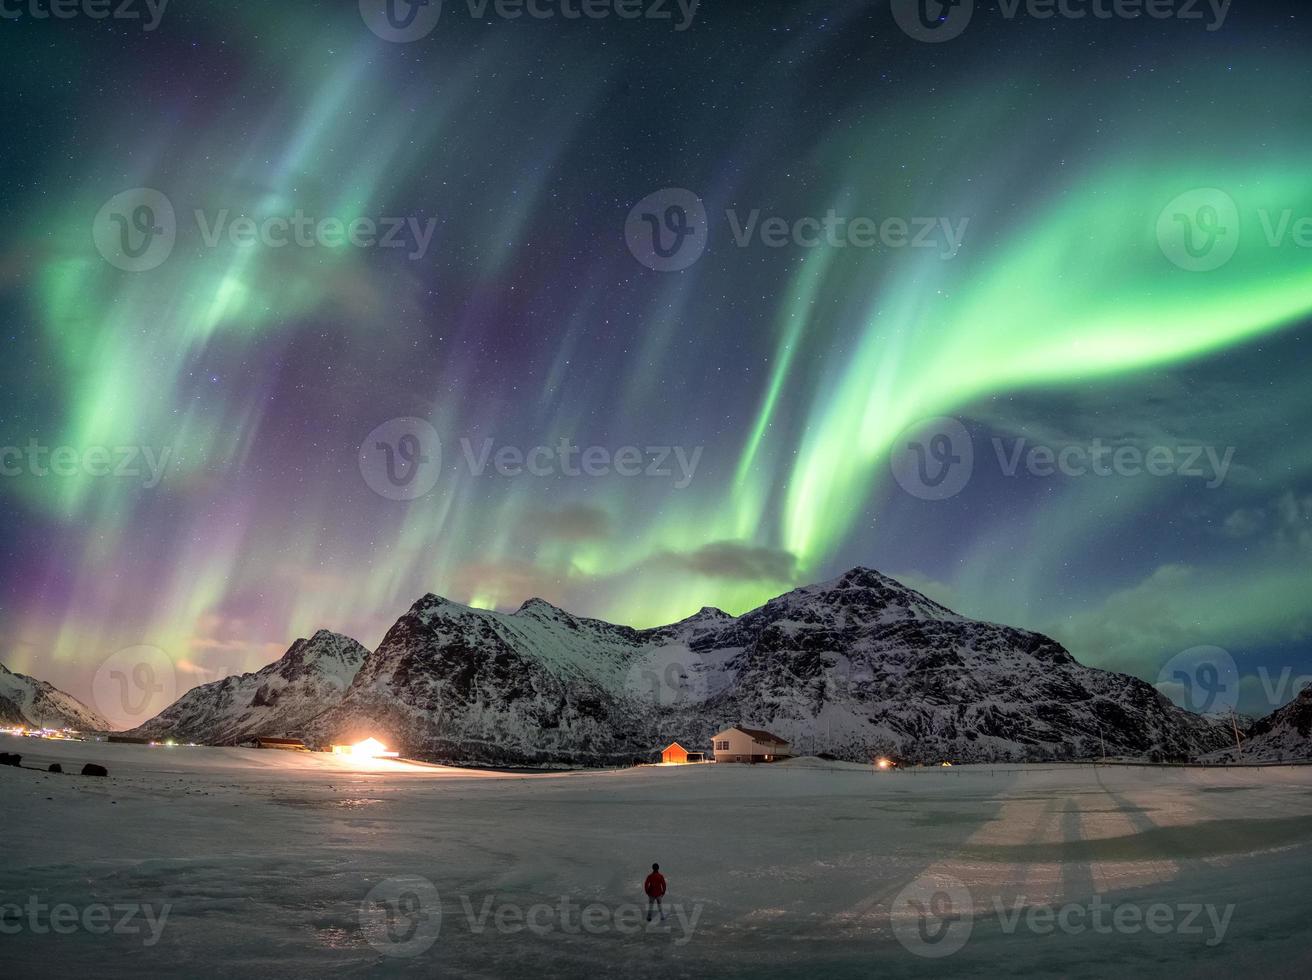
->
[644,872,667,898]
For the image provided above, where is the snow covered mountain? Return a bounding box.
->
[0,662,110,732]
[307,567,1230,765]
[1206,684,1312,763]
[127,630,368,744]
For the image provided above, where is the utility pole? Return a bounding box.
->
[1230,707,1244,760]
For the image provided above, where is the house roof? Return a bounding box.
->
[662,742,688,752]
[716,726,789,745]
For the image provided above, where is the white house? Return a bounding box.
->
[710,726,792,763]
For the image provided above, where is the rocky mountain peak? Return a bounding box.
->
[515,597,568,617]
[691,605,730,620]
[837,565,895,587]
[412,592,456,613]
[127,630,370,744]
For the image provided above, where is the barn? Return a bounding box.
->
[660,742,705,764]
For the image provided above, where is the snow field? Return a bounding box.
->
[3,736,1312,978]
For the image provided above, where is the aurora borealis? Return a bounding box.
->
[1,0,1310,724]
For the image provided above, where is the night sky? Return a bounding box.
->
[1,0,1309,724]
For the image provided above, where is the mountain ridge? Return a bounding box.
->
[0,662,110,732]
[305,566,1232,765]
[122,567,1301,765]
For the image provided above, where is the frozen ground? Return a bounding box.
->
[3,736,1312,978]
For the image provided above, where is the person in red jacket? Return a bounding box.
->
[643,863,667,922]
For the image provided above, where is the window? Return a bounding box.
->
[715,740,729,750]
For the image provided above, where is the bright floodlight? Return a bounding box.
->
[332,737,399,759]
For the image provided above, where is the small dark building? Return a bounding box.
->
[251,737,307,751]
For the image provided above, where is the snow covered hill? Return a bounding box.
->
[0,662,109,731]
[1206,685,1312,763]
[127,630,368,744]
[306,567,1230,765]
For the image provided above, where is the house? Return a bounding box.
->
[710,726,793,763]
[660,742,705,764]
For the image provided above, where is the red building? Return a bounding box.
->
[660,742,705,764]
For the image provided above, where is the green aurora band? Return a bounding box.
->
[4,7,1311,720]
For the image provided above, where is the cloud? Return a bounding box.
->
[438,542,798,630]
[1273,492,1312,552]
[184,611,290,681]
[1218,491,1312,547]
[653,541,798,582]
[449,559,570,610]
[1221,507,1264,539]
[1042,558,1312,717]
[520,502,612,542]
